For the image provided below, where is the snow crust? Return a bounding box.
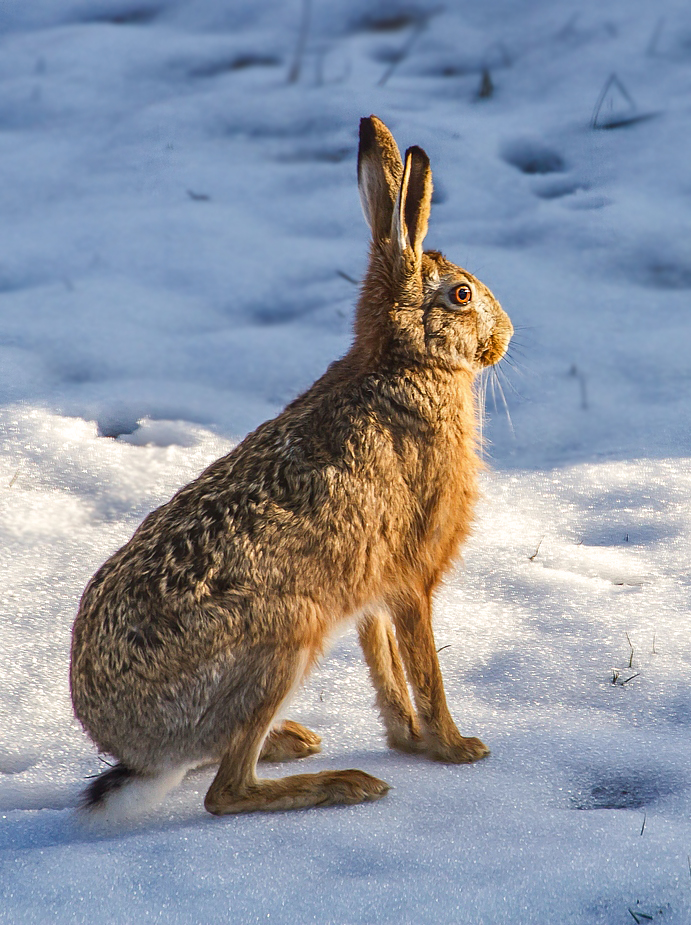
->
[2,1,691,921]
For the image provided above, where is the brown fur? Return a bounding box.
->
[70,116,512,816]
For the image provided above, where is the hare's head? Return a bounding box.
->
[355,116,512,375]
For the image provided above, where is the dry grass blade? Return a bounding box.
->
[529,538,544,561]
[377,6,443,87]
[646,16,665,56]
[378,21,425,86]
[477,69,493,100]
[336,269,358,285]
[287,0,312,84]
[591,73,654,130]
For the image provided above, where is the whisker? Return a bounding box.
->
[489,367,498,412]
[499,351,525,378]
[478,373,485,454]
[492,367,515,435]
[501,353,519,371]
[496,363,526,400]
[475,370,488,458]
[506,327,533,346]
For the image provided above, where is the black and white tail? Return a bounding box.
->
[80,762,136,810]
[79,762,189,821]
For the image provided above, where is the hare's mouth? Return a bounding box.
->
[477,323,513,368]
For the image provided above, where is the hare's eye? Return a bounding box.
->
[450,284,472,306]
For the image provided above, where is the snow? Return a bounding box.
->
[2,0,691,921]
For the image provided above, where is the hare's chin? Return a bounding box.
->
[477,335,510,368]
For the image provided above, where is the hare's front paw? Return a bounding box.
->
[387,726,426,755]
[260,720,321,762]
[428,735,490,764]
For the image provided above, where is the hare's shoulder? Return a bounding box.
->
[182,370,424,497]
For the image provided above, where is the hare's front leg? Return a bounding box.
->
[358,610,424,753]
[387,590,489,764]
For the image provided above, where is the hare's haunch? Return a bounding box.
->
[70,116,512,819]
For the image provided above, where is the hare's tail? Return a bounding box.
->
[79,762,189,821]
[81,762,135,809]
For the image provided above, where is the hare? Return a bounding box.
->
[70,115,512,818]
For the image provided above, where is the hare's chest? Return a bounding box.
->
[417,452,479,580]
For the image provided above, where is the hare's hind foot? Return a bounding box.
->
[205,646,387,815]
[205,768,389,815]
[259,720,321,762]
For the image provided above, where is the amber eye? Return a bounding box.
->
[451,284,472,306]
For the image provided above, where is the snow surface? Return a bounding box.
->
[2,0,691,922]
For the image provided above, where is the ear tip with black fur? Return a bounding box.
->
[358,116,377,153]
[404,145,430,168]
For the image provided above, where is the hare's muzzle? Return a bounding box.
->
[477,307,513,368]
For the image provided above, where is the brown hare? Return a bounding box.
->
[70,115,513,819]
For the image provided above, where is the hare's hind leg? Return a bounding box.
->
[259,720,321,762]
[358,610,424,753]
[204,649,388,815]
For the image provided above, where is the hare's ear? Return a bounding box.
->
[358,116,403,242]
[391,145,433,262]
